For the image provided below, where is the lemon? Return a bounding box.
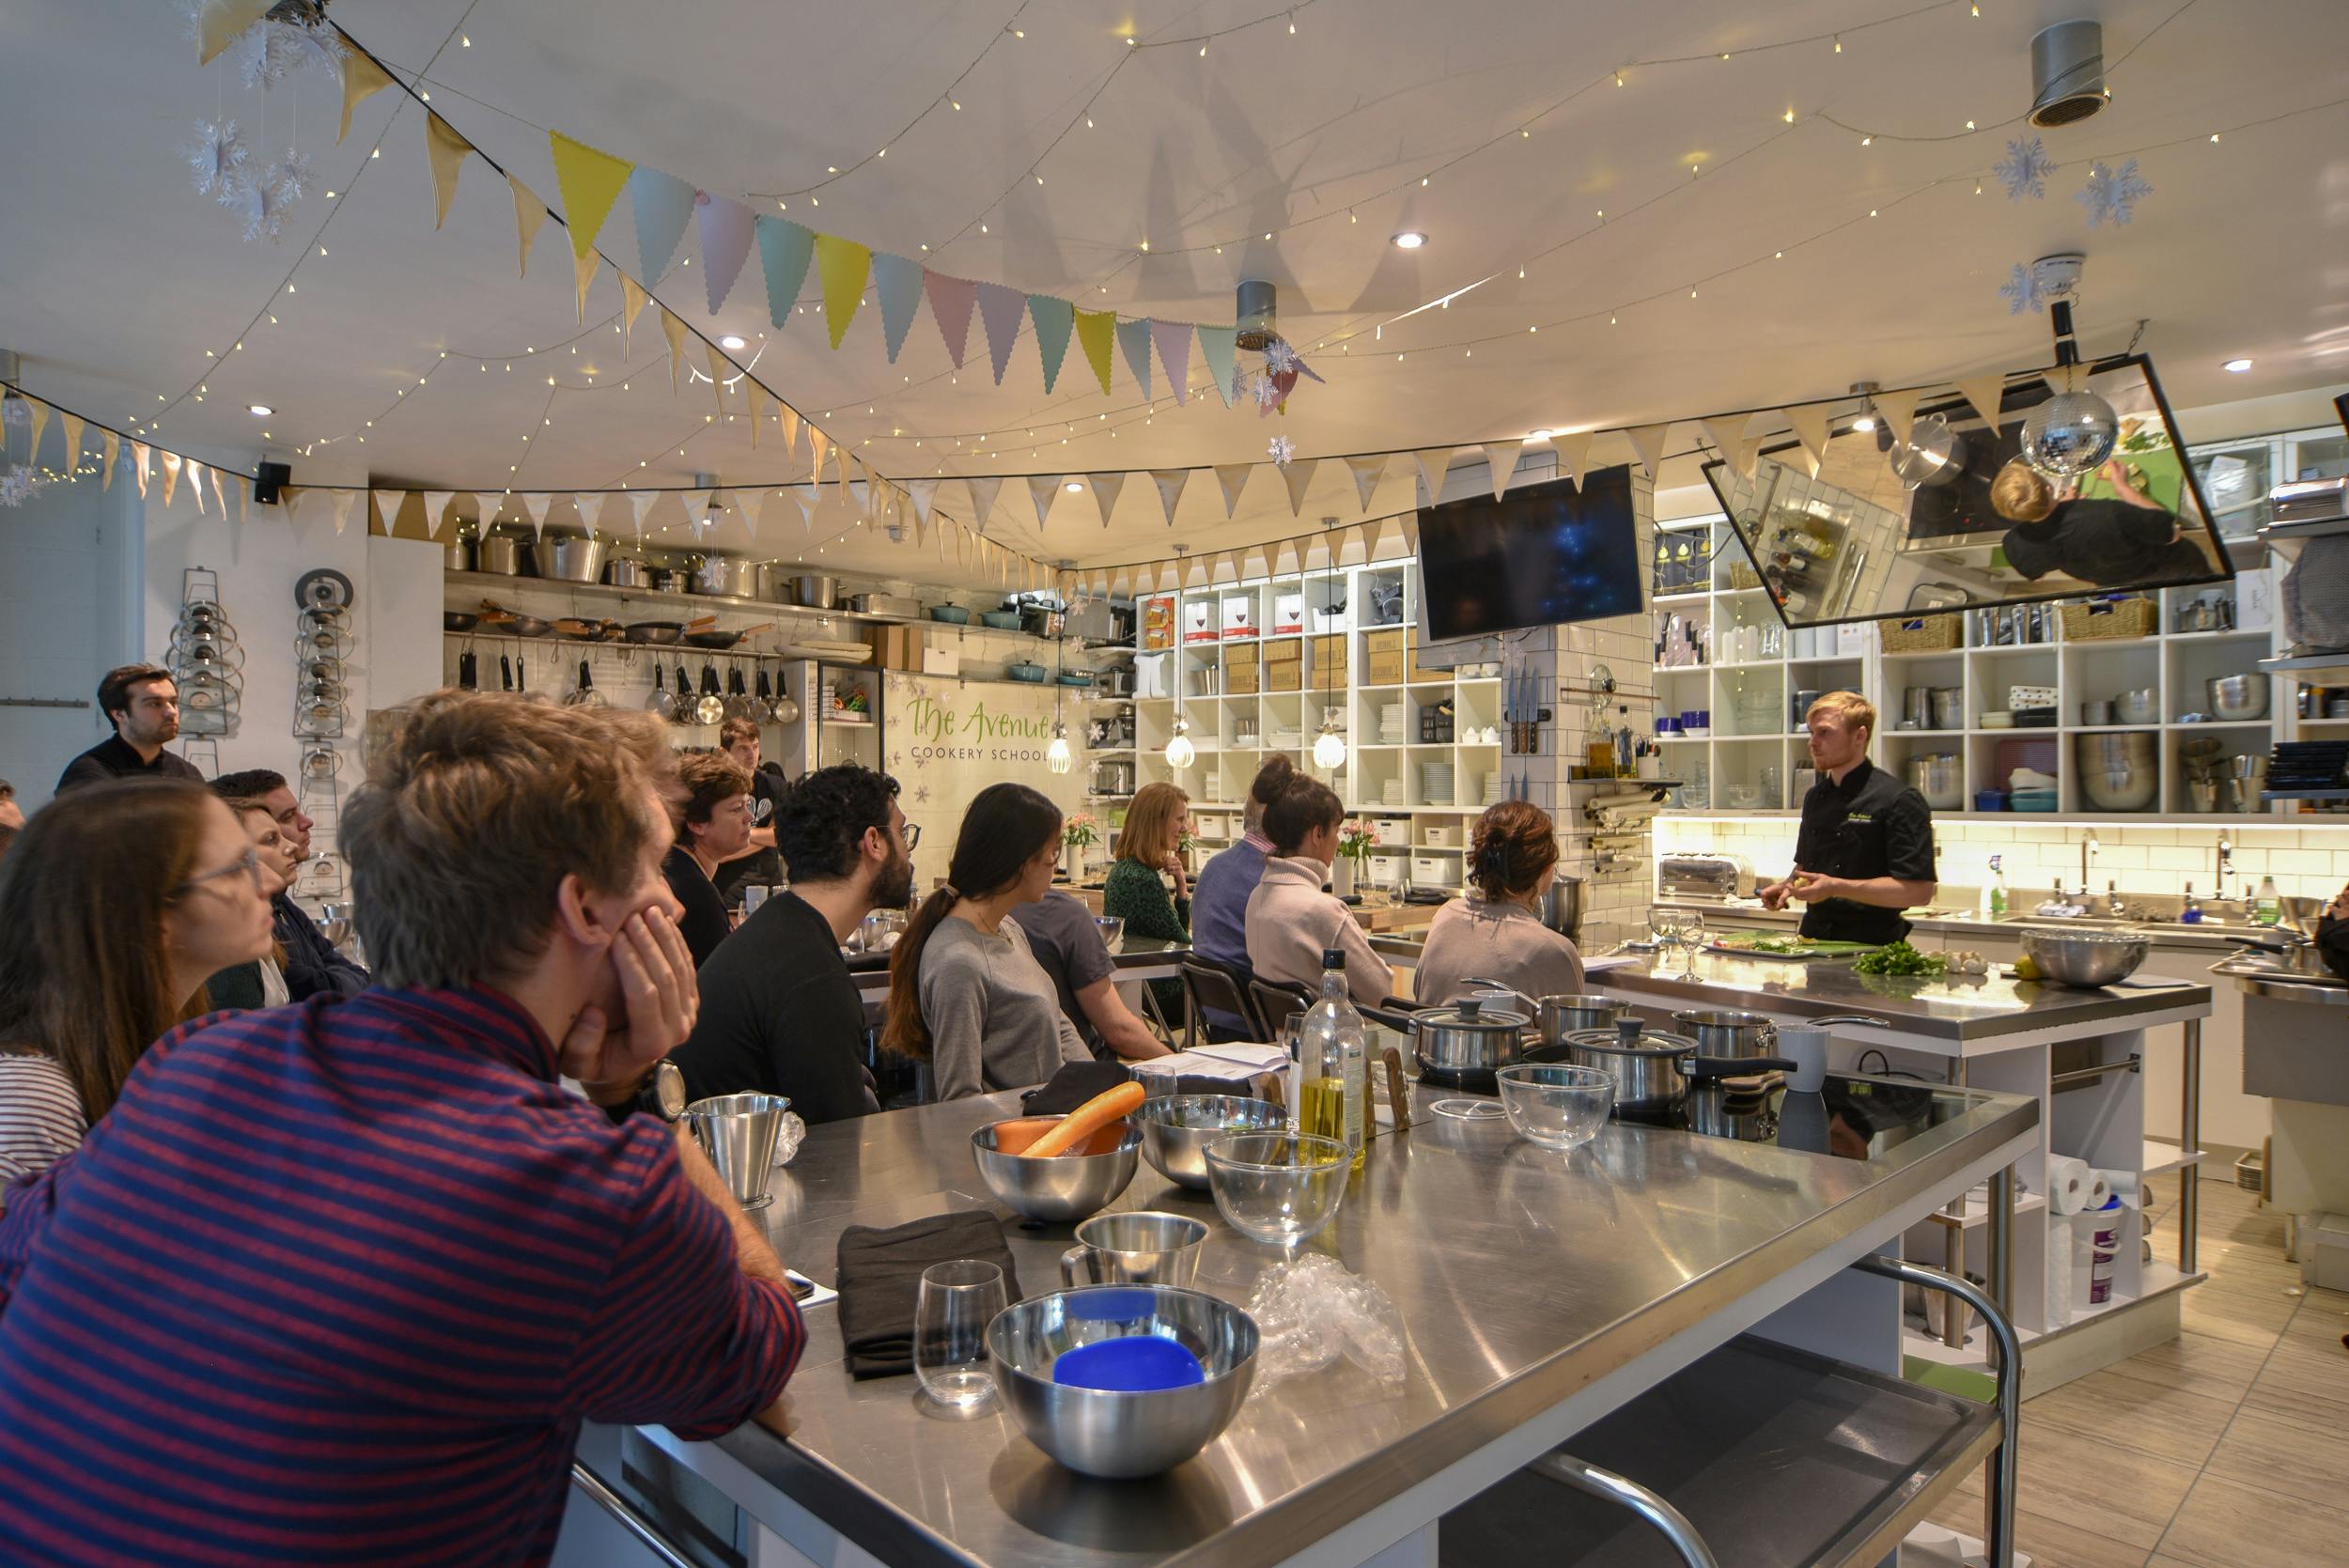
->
[2013,954,2041,981]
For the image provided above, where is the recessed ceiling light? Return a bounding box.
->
[1392,231,1428,250]
[1528,428,1552,441]
[1065,481,1084,492]
[2222,357,2253,373]
[247,404,273,417]
[720,334,747,350]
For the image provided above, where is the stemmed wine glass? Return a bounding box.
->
[1676,910,1707,975]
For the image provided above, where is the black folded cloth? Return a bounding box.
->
[835,1210,1021,1380]
[1019,1060,1241,1116]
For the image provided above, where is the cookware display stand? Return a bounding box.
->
[168,567,241,747]
[291,567,353,903]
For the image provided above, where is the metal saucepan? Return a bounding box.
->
[1453,979,1622,1048]
[791,573,840,609]
[1406,996,1532,1079]
[532,536,609,584]
[623,620,683,644]
[724,665,756,722]
[443,611,479,633]
[443,536,475,573]
[1670,1009,1780,1058]
[646,663,676,720]
[693,555,762,598]
[603,558,656,589]
[1563,1017,1797,1114]
[476,534,526,576]
[671,661,694,725]
[694,663,725,725]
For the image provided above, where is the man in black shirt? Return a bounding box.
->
[1760,691,1937,945]
[213,768,369,1001]
[712,719,788,904]
[55,665,206,794]
[662,753,754,969]
[1993,458,2214,589]
[669,764,914,1124]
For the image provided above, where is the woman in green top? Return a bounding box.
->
[1102,782,1191,1029]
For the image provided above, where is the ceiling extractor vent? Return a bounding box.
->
[1235,280,1279,352]
[2028,21,2108,128]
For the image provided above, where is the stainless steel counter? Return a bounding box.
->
[611,1077,2037,1568]
[1653,896,2278,957]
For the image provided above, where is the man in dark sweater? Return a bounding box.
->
[213,768,370,1001]
[1992,458,2215,589]
[669,765,912,1124]
[54,665,205,794]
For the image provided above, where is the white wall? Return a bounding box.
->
[0,472,143,811]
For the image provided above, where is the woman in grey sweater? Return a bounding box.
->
[884,784,1091,1100]
[1412,800,1583,1006]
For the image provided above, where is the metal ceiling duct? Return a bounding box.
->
[2028,20,2108,128]
[1235,280,1278,351]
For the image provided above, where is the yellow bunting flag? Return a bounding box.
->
[704,343,729,416]
[1781,405,1830,478]
[22,397,48,463]
[1954,374,2008,430]
[59,412,83,467]
[547,132,633,258]
[509,176,547,278]
[426,113,474,229]
[745,380,770,446]
[101,429,119,489]
[1074,309,1116,396]
[338,50,395,145]
[161,451,182,507]
[198,0,271,65]
[660,309,689,392]
[571,248,599,322]
[619,273,650,359]
[814,235,872,349]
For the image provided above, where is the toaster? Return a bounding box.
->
[1657,854,1754,900]
[2271,476,2349,526]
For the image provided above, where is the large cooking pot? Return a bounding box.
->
[604,557,656,590]
[755,563,794,603]
[477,534,526,576]
[1406,997,1531,1078]
[1564,1017,1796,1113]
[693,555,761,598]
[1670,1009,1780,1058]
[791,573,840,610]
[443,535,474,573]
[533,536,608,584]
[1540,875,1586,943]
[1455,979,1619,1048]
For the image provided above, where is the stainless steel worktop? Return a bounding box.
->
[649,1078,2036,1568]
[1653,896,2279,956]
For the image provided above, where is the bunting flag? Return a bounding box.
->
[572,247,599,322]
[426,112,474,229]
[337,48,396,143]
[976,282,1025,385]
[807,426,831,487]
[519,490,551,539]
[1214,463,1252,519]
[814,234,871,349]
[1197,325,1237,408]
[777,486,814,532]
[1344,453,1390,512]
[627,490,657,543]
[330,490,359,536]
[1781,405,1831,477]
[197,0,272,65]
[233,471,248,521]
[1074,309,1116,396]
[620,273,651,358]
[924,272,977,368]
[744,379,770,445]
[101,429,118,489]
[190,463,208,515]
[1700,414,1754,478]
[1116,318,1155,400]
[548,132,633,258]
[58,411,83,466]
[1087,471,1125,528]
[1025,474,1064,529]
[1153,321,1193,406]
[703,343,730,415]
[660,308,689,391]
[279,486,306,522]
[1873,387,1922,450]
[1413,447,1456,501]
[371,489,408,534]
[423,491,455,536]
[1625,422,1672,481]
[22,397,48,463]
[576,491,610,538]
[509,176,547,277]
[209,466,228,519]
[1482,440,1523,501]
[1554,430,1593,490]
[778,404,801,462]
[132,442,151,498]
[629,166,697,282]
[755,215,815,329]
[682,489,712,541]
[1954,373,2009,430]
[902,477,940,528]
[161,452,182,507]
[962,474,1001,527]
[696,194,756,314]
[1149,469,1190,527]
[1280,458,1319,517]
[1029,295,1076,395]
[833,442,856,498]
[872,252,926,362]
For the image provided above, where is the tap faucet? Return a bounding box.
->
[2078,830,2100,898]
[2216,834,2235,907]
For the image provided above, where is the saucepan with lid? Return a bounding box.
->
[1452,978,1624,1048]
[1563,1017,1797,1114]
[1405,995,1532,1079]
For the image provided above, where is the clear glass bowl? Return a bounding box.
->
[1202,1133,1349,1246]
[1494,1064,1615,1152]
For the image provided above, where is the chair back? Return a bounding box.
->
[1249,978,1317,1041]
[1179,955,1265,1047]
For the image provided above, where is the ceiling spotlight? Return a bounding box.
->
[1851,415,1876,432]
[720,334,747,350]
[2222,357,2254,373]
[1392,231,1427,250]
[247,404,273,417]
[1065,481,1084,492]
[1528,428,1553,442]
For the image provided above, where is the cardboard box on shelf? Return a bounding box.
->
[1263,637,1302,664]
[864,624,925,669]
[1363,629,1407,657]
[1225,641,1260,666]
[1308,634,1349,670]
[1142,596,1176,651]
[1267,661,1303,692]
[1226,663,1261,695]
[1367,651,1407,686]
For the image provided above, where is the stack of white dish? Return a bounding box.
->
[1379,702,1408,744]
[1381,780,1408,807]
[1421,760,1455,805]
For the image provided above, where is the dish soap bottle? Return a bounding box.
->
[1987,855,2009,918]
[2255,875,2281,926]
[2180,883,2202,924]
[1298,947,1367,1172]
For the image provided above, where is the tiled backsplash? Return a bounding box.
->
[1655,817,2349,905]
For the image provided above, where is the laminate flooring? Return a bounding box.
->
[1929,1173,2349,1566]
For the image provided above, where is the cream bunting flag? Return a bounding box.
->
[1954,374,2008,430]
[519,491,551,540]
[426,113,475,230]
[1554,429,1593,490]
[779,405,802,463]
[779,486,815,532]
[1872,387,1922,450]
[1625,422,1672,481]
[189,463,208,515]
[509,176,547,278]
[209,465,227,519]
[336,47,395,142]
[572,248,599,323]
[22,396,49,464]
[902,478,940,528]
[703,343,730,416]
[1213,463,1252,520]
[682,489,712,542]
[58,411,83,467]
[548,132,633,258]
[833,442,856,499]
[1781,405,1831,477]
[962,474,1001,528]
[660,309,689,392]
[735,487,767,538]
[423,491,456,538]
[233,471,248,521]
[627,489,657,543]
[1482,441,1524,502]
[278,486,306,522]
[371,489,409,535]
[1413,447,1456,502]
[1279,458,1318,517]
[1149,469,1190,527]
[575,492,609,539]
[620,274,651,359]
[101,429,119,489]
[1088,471,1125,528]
[197,0,272,65]
[161,452,182,507]
[744,380,770,446]
[331,490,359,537]
[1343,453,1390,512]
[1025,474,1065,529]
[132,442,151,498]
[1700,414,1755,478]
[807,426,831,486]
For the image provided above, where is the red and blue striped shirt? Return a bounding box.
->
[0,988,804,1566]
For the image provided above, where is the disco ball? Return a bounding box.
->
[2018,388,2119,478]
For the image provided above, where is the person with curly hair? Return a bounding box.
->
[1410,801,1582,1006]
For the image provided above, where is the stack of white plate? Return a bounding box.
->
[1482,773,1502,805]
[1421,760,1455,805]
[1379,702,1408,744]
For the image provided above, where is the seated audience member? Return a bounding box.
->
[0,781,274,1187]
[1189,756,1295,1032]
[204,797,302,1010]
[884,784,1092,1099]
[1245,777,1395,1005]
[54,664,205,793]
[0,692,804,1565]
[1101,782,1192,1028]
[664,751,754,968]
[671,765,909,1121]
[1009,889,1171,1062]
[1410,801,1584,1005]
[0,779,22,831]
[712,718,788,902]
[211,768,368,1000]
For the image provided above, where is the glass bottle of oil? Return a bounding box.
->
[1298,947,1366,1170]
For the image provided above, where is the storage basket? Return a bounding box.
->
[1880,614,1964,653]
[2059,597,2157,643]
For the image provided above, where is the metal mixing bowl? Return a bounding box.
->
[1137,1095,1289,1189]
[2020,928,2151,988]
[2206,675,2270,722]
[987,1285,1259,1478]
[972,1121,1141,1223]
[2077,731,2159,812]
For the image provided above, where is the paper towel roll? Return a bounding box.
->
[2100,1169,2141,1205]
[2046,1155,2095,1215]
[2084,1168,2113,1214]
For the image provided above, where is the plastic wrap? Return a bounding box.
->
[1245,1253,1406,1387]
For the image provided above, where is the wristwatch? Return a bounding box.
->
[634,1060,687,1123]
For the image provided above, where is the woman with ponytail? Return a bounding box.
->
[1409,800,1583,1006]
[881,783,1092,1100]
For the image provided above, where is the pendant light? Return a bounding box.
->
[1046,605,1073,774]
[1312,530,1347,770]
[1164,545,1196,768]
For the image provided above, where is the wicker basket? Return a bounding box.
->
[2059,597,2158,643]
[1880,613,1964,653]
[1727,561,1764,591]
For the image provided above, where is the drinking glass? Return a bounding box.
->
[914,1260,1008,1412]
[1676,911,1706,974]
[1646,906,1682,955]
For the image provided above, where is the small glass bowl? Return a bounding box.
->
[1201,1132,1349,1246]
[1494,1064,1615,1152]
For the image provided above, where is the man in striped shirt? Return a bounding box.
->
[0,693,806,1567]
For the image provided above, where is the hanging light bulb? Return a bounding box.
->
[1313,716,1347,770]
[1047,722,1073,774]
[1164,715,1196,768]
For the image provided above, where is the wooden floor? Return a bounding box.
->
[1928,1173,2349,1566]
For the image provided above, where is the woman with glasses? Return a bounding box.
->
[204,798,301,1010]
[0,780,276,1186]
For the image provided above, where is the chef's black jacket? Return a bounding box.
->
[1791,757,1936,945]
[54,734,205,795]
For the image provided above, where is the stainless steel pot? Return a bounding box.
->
[693,555,761,598]
[791,573,840,609]
[477,534,525,576]
[1540,875,1586,944]
[1407,997,1531,1078]
[443,535,474,572]
[2077,731,2159,812]
[1022,604,1067,639]
[755,563,794,603]
[1462,981,1623,1046]
[1670,1009,1780,1058]
[1904,753,1963,811]
[532,536,608,583]
[1564,1017,1795,1113]
[603,557,655,589]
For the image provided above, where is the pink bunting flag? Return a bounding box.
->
[695,193,757,315]
[976,282,1026,385]
[924,272,978,368]
[1152,320,1193,407]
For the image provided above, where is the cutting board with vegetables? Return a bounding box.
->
[1707,934,1881,961]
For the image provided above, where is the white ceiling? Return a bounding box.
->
[4,0,2347,584]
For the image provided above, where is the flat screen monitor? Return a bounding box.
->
[1417,465,1643,641]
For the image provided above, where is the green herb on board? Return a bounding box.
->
[1854,940,1947,977]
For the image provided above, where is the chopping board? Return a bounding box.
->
[1707,936,1880,962]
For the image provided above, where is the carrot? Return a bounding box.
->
[1021,1081,1146,1158]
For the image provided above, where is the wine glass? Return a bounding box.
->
[1677,910,1706,974]
[914,1260,1008,1414]
[1647,905,1681,955]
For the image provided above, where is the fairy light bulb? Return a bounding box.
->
[1164,716,1195,768]
[1046,722,1073,774]
[1313,717,1347,770]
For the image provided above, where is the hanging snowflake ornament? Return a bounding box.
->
[2076,159,2151,227]
[234,16,348,91]
[187,119,252,199]
[231,169,295,243]
[1268,433,1297,467]
[1992,136,2056,201]
[0,466,52,508]
[1998,262,2046,316]
[265,148,314,205]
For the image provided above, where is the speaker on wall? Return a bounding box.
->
[253,461,291,505]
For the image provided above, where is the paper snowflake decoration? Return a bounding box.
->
[1998,262,2046,316]
[0,466,52,508]
[2076,159,2151,227]
[264,148,314,205]
[235,18,348,91]
[187,119,252,199]
[1264,340,1301,376]
[231,172,294,243]
[1268,433,1297,466]
[1253,373,1284,414]
[1992,136,2056,200]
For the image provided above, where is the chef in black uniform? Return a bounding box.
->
[1759,691,1937,944]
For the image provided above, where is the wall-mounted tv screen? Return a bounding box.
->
[1417,464,1643,641]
